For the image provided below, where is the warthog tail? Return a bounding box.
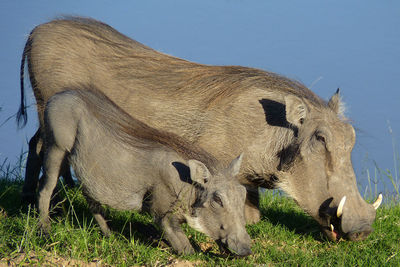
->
[17,34,31,128]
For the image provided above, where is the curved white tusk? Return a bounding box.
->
[330,224,334,232]
[372,194,383,210]
[337,196,346,218]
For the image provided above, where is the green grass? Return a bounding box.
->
[361,123,400,205]
[1,164,399,266]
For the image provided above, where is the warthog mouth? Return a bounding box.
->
[323,196,346,241]
[216,239,252,257]
[320,194,382,242]
[323,222,374,242]
[319,196,345,241]
[323,219,343,241]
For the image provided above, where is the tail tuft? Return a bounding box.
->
[16,105,27,129]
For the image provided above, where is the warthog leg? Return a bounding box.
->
[160,214,195,255]
[244,187,260,224]
[38,145,67,234]
[22,129,43,205]
[22,129,75,206]
[84,192,111,236]
[62,166,75,187]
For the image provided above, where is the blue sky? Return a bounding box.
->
[0,1,399,193]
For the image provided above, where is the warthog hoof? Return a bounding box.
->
[39,218,51,237]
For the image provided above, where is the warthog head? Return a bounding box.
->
[276,89,382,241]
[184,154,252,256]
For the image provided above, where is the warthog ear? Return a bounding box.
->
[328,88,341,114]
[284,95,307,128]
[226,153,244,177]
[188,159,212,185]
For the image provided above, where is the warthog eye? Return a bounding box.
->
[316,135,326,144]
[212,193,224,208]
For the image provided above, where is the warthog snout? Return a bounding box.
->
[218,235,252,257]
[320,194,382,241]
[227,237,252,257]
[345,226,374,241]
[323,222,374,242]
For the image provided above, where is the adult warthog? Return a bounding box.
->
[19,17,382,241]
[40,88,251,255]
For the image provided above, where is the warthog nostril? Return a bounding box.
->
[237,247,252,257]
[220,237,252,257]
[346,227,373,241]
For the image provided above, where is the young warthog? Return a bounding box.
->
[20,17,382,241]
[39,88,251,256]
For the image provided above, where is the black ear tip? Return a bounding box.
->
[336,88,340,94]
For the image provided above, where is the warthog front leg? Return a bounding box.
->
[244,187,260,224]
[84,193,111,236]
[38,145,66,234]
[160,214,195,255]
[61,166,75,188]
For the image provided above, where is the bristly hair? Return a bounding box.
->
[21,16,333,133]
[65,87,220,173]
[49,17,327,110]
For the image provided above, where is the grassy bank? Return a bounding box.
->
[0,156,399,266]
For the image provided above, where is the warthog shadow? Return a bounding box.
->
[260,204,325,242]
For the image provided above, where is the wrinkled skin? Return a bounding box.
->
[19,17,379,241]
